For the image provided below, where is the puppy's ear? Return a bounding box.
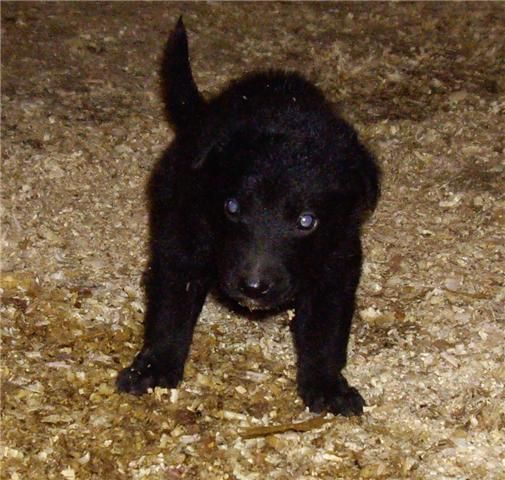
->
[347,136,381,217]
[161,17,206,130]
[190,129,229,170]
[189,109,248,169]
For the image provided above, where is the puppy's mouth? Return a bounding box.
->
[220,281,294,312]
[234,297,275,312]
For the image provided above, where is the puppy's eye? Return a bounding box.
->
[297,212,318,231]
[224,198,240,217]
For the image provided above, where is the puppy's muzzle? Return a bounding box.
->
[222,274,293,311]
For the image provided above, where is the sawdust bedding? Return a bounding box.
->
[1,2,504,479]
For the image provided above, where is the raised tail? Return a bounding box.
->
[161,17,205,130]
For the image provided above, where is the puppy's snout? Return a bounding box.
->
[239,277,272,299]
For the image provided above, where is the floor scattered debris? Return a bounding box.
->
[2,3,504,479]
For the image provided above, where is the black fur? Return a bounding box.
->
[117,19,380,416]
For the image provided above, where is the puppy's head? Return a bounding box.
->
[197,128,377,311]
[216,168,315,311]
[216,175,320,310]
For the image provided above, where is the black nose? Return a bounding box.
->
[239,277,271,299]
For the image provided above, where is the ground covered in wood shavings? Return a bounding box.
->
[1,3,504,479]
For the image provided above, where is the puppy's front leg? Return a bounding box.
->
[292,251,365,416]
[117,254,211,395]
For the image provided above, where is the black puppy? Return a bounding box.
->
[117,18,380,416]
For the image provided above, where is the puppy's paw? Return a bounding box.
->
[116,350,181,395]
[299,380,365,416]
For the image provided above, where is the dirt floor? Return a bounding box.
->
[1,2,504,479]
